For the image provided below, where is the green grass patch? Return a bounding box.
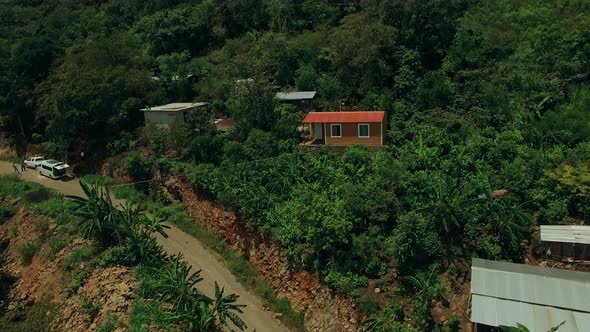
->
[63,244,99,271]
[32,197,75,219]
[96,314,124,332]
[113,186,147,205]
[0,175,45,198]
[48,236,71,255]
[80,174,116,187]
[16,241,37,265]
[0,297,56,331]
[128,299,170,332]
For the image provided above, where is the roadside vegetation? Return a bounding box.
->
[80,173,306,330]
[0,175,246,331]
[1,0,589,330]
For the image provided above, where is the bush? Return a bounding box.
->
[324,271,368,294]
[0,271,16,307]
[124,152,151,187]
[24,187,50,203]
[98,245,136,267]
[0,204,15,224]
[63,245,98,271]
[96,314,123,332]
[68,269,91,294]
[129,299,168,330]
[447,315,461,332]
[538,198,569,223]
[386,212,441,270]
[48,236,71,255]
[17,241,37,265]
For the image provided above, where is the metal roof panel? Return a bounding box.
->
[471,258,590,313]
[303,111,386,123]
[541,225,590,244]
[276,91,317,101]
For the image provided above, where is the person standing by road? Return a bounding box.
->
[12,163,20,175]
[21,160,26,172]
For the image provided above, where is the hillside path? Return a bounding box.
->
[0,161,289,332]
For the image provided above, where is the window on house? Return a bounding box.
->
[358,124,370,138]
[331,124,342,138]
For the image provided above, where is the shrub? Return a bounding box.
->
[538,198,569,223]
[353,292,380,316]
[129,299,168,330]
[98,245,136,267]
[324,271,368,294]
[386,212,441,270]
[24,187,50,203]
[0,271,16,307]
[124,152,151,190]
[63,245,98,271]
[68,269,91,294]
[447,315,461,332]
[96,314,123,332]
[17,241,37,265]
[0,204,15,224]
[79,293,100,324]
[32,216,50,240]
[48,236,71,255]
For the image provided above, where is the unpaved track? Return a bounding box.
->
[0,161,288,332]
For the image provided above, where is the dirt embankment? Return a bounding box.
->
[0,209,136,331]
[160,175,365,332]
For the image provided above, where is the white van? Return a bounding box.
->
[38,159,69,179]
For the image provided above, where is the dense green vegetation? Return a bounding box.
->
[0,175,246,331]
[1,0,589,329]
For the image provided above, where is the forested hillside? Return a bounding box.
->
[1,0,590,330]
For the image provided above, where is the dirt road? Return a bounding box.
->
[0,161,288,332]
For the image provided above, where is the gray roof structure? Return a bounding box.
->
[541,225,590,244]
[140,102,208,112]
[276,91,317,101]
[471,258,590,332]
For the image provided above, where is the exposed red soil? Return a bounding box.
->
[0,208,137,331]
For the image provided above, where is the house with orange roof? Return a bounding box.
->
[301,111,387,147]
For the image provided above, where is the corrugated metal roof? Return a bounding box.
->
[141,102,208,112]
[472,294,590,332]
[541,225,590,244]
[276,91,317,101]
[303,111,385,123]
[471,258,590,331]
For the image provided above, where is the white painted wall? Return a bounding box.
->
[143,111,185,126]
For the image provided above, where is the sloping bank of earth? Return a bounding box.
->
[100,164,365,331]
[0,209,137,331]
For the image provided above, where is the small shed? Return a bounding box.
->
[540,225,590,261]
[141,102,208,126]
[471,258,590,332]
[302,111,386,147]
[276,91,317,112]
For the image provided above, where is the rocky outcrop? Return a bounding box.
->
[163,176,365,332]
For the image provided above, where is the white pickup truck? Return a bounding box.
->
[24,156,46,169]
